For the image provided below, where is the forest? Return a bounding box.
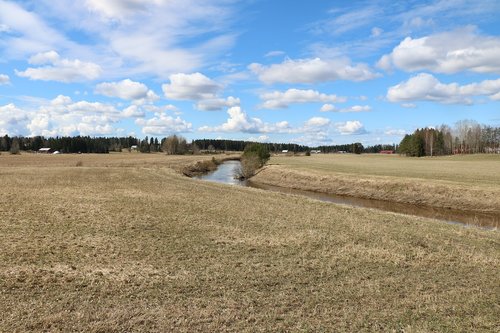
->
[398,121,500,157]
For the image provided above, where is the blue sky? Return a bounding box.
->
[1,0,499,146]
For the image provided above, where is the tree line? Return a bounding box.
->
[0,135,139,154]
[398,120,500,157]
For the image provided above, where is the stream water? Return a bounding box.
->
[195,160,499,229]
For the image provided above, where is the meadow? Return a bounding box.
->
[252,154,500,213]
[0,153,499,332]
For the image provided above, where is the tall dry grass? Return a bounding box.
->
[0,153,498,332]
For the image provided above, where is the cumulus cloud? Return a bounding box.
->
[304,117,331,128]
[335,121,367,135]
[196,96,240,111]
[260,89,346,109]
[122,105,146,118]
[95,79,159,102]
[249,57,378,84]
[135,113,192,135]
[0,103,28,135]
[0,74,10,85]
[26,95,122,136]
[378,27,500,74]
[387,73,500,104]
[320,104,371,112]
[199,106,290,133]
[16,51,102,82]
[162,72,221,100]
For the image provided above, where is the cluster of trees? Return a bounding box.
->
[0,135,139,154]
[363,144,397,153]
[238,143,271,178]
[315,143,365,154]
[398,121,500,157]
[193,139,309,153]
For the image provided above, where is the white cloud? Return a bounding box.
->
[335,121,367,135]
[264,50,285,57]
[387,73,500,104]
[371,27,383,37]
[1,1,238,79]
[304,117,331,128]
[199,106,290,133]
[401,103,416,108]
[84,0,157,20]
[122,105,146,118]
[384,129,406,136]
[26,95,122,136]
[0,74,9,85]
[249,57,378,84]
[95,79,159,103]
[0,1,72,59]
[16,51,102,82]
[247,135,270,142]
[162,72,221,100]
[260,89,346,109]
[136,113,192,135]
[0,23,9,32]
[378,27,500,74]
[0,103,28,136]
[196,96,240,111]
[320,104,371,112]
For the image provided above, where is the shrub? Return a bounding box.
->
[238,143,270,178]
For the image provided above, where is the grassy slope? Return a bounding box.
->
[0,154,499,332]
[252,154,500,213]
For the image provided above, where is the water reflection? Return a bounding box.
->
[194,160,247,186]
[196,161,499,229]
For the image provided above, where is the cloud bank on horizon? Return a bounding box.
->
[0,0,499,146]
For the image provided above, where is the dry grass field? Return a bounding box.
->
[0,153,499,332]
[252,154,500,213]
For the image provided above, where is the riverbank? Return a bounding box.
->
[1,153,499,332]
[251,154,500,214]
[181,155,240,177]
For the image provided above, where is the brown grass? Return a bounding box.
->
[252,154,500,213]
[0,153,499,332]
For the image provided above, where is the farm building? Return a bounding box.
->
[38,148,52,154]
[380,150,394,154]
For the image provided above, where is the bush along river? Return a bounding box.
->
[195,160,499,230]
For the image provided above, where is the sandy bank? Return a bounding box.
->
[251,165,500,214]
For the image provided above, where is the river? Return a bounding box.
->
[195,160,499,229]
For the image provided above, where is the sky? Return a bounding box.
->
[1,0,499,146]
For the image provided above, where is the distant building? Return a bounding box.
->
[281,150,288,153]
[38,148,52,154]
[130,145,138,151]
[380,150,394,154]
[310,150,321,154]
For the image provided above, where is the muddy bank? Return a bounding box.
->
[251,165,500,214]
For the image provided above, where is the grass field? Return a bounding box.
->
[252,154,500,213]
[0,153,499,332]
